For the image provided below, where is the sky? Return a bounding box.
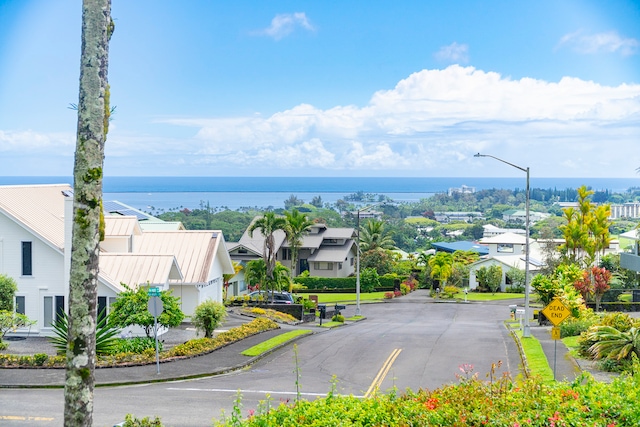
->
[0,1,639,178]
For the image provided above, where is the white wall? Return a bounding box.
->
[0,214,65,335]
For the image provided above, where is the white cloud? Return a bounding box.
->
[6,66,638,177]
[0,130,74,151]
[257,12,315,40]
[434,42,469,64]
[557,30,639,56]
[158,65,640,177]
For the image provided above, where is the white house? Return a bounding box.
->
[468,232,541,292]
[0,184,233,336]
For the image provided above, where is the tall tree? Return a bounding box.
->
[559,186,612,267]
[284,209,314,278]
[359,219,396,252]
[65,1,112,425]
[428,252,454,287]
[248,212,287,301]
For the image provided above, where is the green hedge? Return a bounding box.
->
[295,275,407,291]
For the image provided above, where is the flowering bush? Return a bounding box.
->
[384,292,394,299]
[211,371,640,426]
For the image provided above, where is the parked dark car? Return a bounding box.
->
[247,290,295,304]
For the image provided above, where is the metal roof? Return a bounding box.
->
[431,241,489,255]
[99,253,183,289]
[0,184,70,250]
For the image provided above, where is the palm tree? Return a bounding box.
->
[245,259,267,290]
[359,219,395,252]
[284,209,314,278]
[428,252,454,287]
[248,213,287,300]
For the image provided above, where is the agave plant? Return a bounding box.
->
[587,326,640,361]
[49,309,120,355]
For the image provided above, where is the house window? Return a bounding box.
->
[314,262,334,270]
[21,241,32,276]
[350,257,354,266]
[338,262,343,269]
[44,295,65,327]
[497,244,514,253]
[15,296,25,315]
[281,248,291,260]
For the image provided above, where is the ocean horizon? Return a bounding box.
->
[1,176,638,212]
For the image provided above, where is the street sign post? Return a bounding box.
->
[147,296,164,374]
[540,298,572,381]
[541,298,571,326]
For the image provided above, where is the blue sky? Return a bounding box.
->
[0,1,639,178]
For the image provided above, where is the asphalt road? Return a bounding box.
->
[0,298,521,426]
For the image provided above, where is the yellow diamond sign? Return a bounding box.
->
[541,298,571,326]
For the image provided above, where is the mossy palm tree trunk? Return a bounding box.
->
[64,1,111,425]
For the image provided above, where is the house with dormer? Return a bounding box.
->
[0,184,233,336]
[227,219,357,295]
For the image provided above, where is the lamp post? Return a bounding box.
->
[355,202,387,316]
[475,153,531,337]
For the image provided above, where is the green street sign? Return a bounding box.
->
[147,287,161,297]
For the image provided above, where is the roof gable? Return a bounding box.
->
[0,184,71,250]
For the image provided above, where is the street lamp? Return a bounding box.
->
[474,153,531,338]
[355,201,388,316]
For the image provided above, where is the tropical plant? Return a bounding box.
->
[574,266,612,311]
[0,274,18,311]
[476,265,503,294]
[359,219,395,251]
[0,310,35,343]
[223,261,243,300]
[428,252,454,287]
[559,186,612,267]
[587,326,640,361]
[191,300,227,338]
[360,267,380,293]
[284,209,314,278]
[360,249,394,275]
[245,260,290,292]
[108,284,185,337]
[49,309,119,355]
[245,259,267,290]
[248,212,288,301]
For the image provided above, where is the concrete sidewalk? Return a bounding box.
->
[0,328,305,388]
[529,325,581,381]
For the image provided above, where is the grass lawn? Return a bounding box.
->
[241,330,312,357]
[311,292,388,304]
[562,335,581,355]
[453,292,525,302]
[516,330,555,383]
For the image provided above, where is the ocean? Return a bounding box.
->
[1,176,638,212]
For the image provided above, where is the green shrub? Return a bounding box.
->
[442,285,459,299]
[192,299,227,338]
[601,312,634,332]
[33,353,48,366]
[332,314,345,323]
[110,337,160,355]
[0,341,7,351]
[360,268,380,293]
[122,414,163,427]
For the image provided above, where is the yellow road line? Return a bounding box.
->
[364,348,402,398]
[0,415,55,422]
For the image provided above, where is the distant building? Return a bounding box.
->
[448,185,476,196]
[433,211,484,223]
[482,224,526,238]
[610,203,640,219]
[502,209,551,225]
